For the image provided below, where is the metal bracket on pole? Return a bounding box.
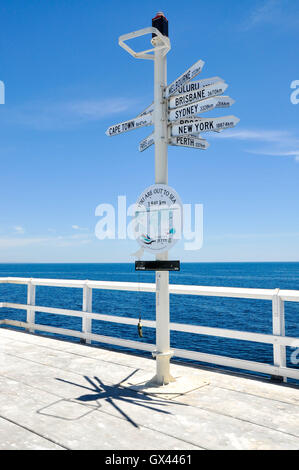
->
[119,27,170,60]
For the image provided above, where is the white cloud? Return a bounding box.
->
[214,127,299,162]
[248,149,299,159]
[209,231,299,241]
[71,225,88,231]
[1,98,136,130]
[0,232,93,249]
[241,0,299,31]
[13,226,25,234]
[216,129,292,143]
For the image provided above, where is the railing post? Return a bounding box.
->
[272,289,286,382]
[26,280,36,334]
[82,282,92,344]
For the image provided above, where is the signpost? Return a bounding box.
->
[106,12,240,386]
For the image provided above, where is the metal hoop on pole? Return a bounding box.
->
[118,26,170,60]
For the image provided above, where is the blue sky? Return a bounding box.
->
[0,0,298,262]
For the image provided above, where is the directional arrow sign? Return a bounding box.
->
[170,117,223,132]
[172,76,224,96]
[138,102,154,117]
[137,78,225,118]
[171,116,240,136]
[215,96,235,108]
[139,133,154,152]
[168,96,219,121]
[165,59,205,98]
[170,135,210,150]
[168,82,228,109]
[106,113,153,136]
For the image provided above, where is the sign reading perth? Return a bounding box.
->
[170,136,209,150]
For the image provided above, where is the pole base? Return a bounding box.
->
[120,373,209,400]
[149,373,176,387]
[152,350,174,385]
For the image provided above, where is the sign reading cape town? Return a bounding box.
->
[105,57,239,152]
[105,113,153,136]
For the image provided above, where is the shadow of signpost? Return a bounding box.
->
[52,369,186,428]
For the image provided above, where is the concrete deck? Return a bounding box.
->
[0,327,298,450]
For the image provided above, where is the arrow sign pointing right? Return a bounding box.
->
[168,81,228,109]
[170,117,223,133]
[171,115,240,136]
[168,96,219,121]
[171,76,224,96]
[165,59,205,98]
[215,96,235,108]
[170,135,210,150]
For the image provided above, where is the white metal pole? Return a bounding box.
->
[26,280,36,334]
[152,34,174,385]
[272,289,286,382]
[82,282,92,344]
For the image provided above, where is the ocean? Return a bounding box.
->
[1,262,299,378]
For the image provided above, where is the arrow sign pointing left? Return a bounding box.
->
[106,113,153,136]
[138,102,154,117]
[139,133,154,152]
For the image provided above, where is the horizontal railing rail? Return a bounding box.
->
[0,277,298,382]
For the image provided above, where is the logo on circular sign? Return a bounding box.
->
[134,184,183,253]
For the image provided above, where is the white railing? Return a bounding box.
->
[0,277,299,382]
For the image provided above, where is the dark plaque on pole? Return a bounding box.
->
[135,260,180,272]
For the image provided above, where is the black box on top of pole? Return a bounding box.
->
[152,12,168,38]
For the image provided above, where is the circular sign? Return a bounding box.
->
[134,184,183,254]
